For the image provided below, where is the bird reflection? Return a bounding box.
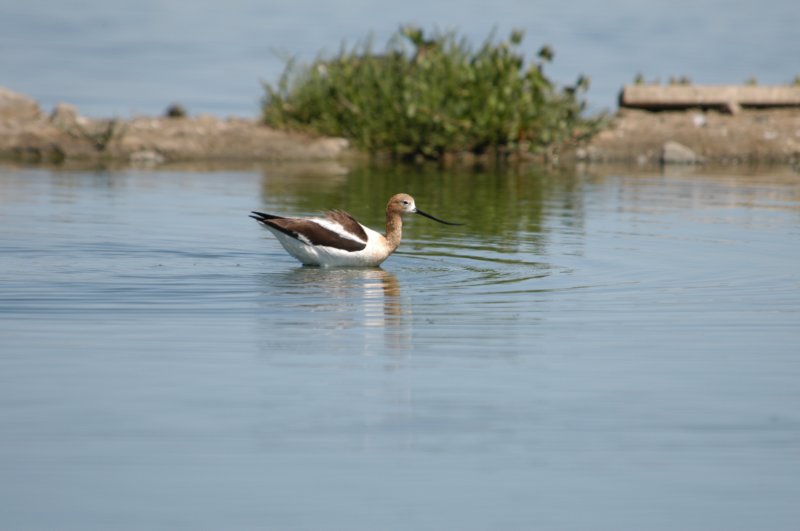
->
[261,267,409,351]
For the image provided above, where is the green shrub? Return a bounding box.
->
[262,27,599,160]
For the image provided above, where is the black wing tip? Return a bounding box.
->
[250,211,304,242]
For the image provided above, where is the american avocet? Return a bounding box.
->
[250,193,461,267]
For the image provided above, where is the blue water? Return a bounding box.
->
[1,0,798,117]
[1,162,799,530]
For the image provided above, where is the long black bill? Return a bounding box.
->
[415,208,463,226]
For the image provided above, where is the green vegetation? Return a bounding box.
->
[262,27,601,161]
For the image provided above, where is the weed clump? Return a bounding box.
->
[263,27,599,161]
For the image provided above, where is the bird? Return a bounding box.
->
[250,193,461,267]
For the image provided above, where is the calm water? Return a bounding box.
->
[1,0,798,116]
[1,162,799,530]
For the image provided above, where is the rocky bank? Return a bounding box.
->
[2,86,799,167]
[0,87,351,165]
[580,107,800,165]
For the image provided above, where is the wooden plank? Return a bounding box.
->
[620,85,800,112]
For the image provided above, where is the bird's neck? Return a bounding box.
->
[385,213,403,252]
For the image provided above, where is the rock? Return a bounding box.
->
[164,103,188,118]
[307,137,350,158]
[49,103,82,130]
[6,85,799,166]
[129,149,166,166]
[691,113,706,128]
[573,146,606,161]
[661,140,701,164]
[0,86,42,123]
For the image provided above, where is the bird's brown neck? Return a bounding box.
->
[385,212,403,252]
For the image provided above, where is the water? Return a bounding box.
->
[1,162,799,530]
[1,0,798,117]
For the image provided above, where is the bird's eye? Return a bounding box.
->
[401,200,409,205]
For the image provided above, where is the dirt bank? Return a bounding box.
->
[2,86,799,166]
[579,107,800,165]
[0,87,351,165]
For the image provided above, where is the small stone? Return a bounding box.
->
[310,137,350,157]
[723,101,741,114]
[129,149,166,166]
[661,140,700,164]
[584,146,602,162]
[691,113,706,128]
[164,103,187,118]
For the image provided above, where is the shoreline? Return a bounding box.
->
[2,86,799,168]
[577,107,800,166]
[0,87,352,166]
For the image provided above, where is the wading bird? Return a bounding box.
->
[250,193,461,267]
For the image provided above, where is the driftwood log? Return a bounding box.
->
[620,85,800,113]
